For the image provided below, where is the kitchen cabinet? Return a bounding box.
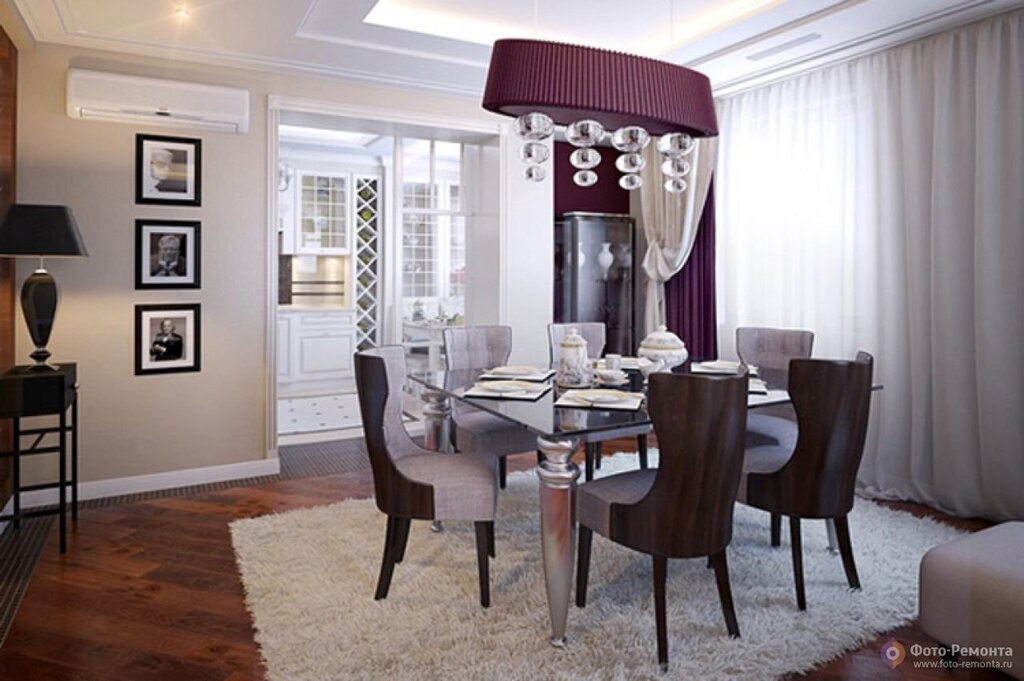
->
[296,172,351,255]
[277,309,357,393]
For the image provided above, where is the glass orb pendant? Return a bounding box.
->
[611,126,650,153]
[615,153,645,174]
[619,174,643,191]
[524,165,546,182]
[573,170,598,187]
[660,158,691,178]
[570,148,601,170]
[657,132,695,157]
[515,112,554,141]
[519,142,550,164]
[565,119,606,148]
[664,177,688,193]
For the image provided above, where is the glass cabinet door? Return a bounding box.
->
[297,172,351,254]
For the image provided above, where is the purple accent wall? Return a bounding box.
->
[665,179,717,361]
[553,142,630,216]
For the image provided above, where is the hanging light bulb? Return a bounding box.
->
[660,157,691,178]
[615,153,645,174]
[570,148,601,170]
[519,142,550,164]
[619,174,643,191]
[565,119,606,147]
[664,177,688,193]
[515,112,554,141]
[657,132,695,157]
[611,126,650,152]
[524,165,547,182]
[573,170,598,187]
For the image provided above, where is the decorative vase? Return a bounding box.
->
[577,243,586,270]
[616,243,632,269]
[597,242,614,280]
[556,327,591,387]
[637,325,688,372]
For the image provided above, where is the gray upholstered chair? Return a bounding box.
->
[575,370,750,671]
[354,346,499,607]
[548,322,650,481]
[735,326,814,391]
[738,352,874,610]
[443,326,537,488]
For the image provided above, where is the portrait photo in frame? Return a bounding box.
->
[135,303,201,375]
[135,134,202,206]
[135,219,201,289]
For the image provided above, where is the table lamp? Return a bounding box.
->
[0,204,89,370]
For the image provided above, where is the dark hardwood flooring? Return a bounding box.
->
[0,442,1005,681]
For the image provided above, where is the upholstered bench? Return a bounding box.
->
[919,521,1024,679]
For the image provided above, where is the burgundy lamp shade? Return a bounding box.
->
[482,39,718,137]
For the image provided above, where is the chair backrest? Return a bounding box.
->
[746,352,874,519]
[354,346,434,519]
[609,371,749,558]
[736,327,814,389]
[547,323,607,367]
[442,326,512,370]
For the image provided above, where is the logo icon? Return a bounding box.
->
[881,639,906,669]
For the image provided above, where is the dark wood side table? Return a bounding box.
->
[0,363,78,553]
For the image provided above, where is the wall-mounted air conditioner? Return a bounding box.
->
[66,68,250,134]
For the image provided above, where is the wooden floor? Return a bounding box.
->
[0,445,1004,681]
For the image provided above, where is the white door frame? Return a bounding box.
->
[264,95,509,456]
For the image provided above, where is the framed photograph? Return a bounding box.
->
[135,134,202,206]
[135,303,201,375]
[135,219,201,289]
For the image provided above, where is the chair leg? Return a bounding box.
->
[833,515,861,590]
[374,515,399,600]
[790,516,806,610]
[710,550,740,638]
[638,434,648,469]
[498,457,507,490]
[474,522,491,608]
[584,443,595,482]
[576,525,593,607]
[594,441,602,469]
[654,555,669,672]
[394,517,411,564]
[536,450,544,465]
[487,520,496,559]
[770,513,781,547]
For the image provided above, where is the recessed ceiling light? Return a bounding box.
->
[174,6,190,19]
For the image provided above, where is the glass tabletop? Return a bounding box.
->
[408,365,795,440]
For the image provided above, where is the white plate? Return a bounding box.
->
[574,389,631,405]
[489,365,542,376]
[475,380,534,393]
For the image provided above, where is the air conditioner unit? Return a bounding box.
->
[66,68,250,134]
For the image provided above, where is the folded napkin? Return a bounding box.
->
[599,357,654,371]
[554,389,645,411]
[748,378,768,395]
[463,381,552,401]
[478,367,555,382]
[691,360,759,376]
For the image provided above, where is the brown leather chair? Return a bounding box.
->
[737,352,874,610]
[442,326,537,488]
[355,346,499,607]
[547,322,651,480]
[575,370,749,671]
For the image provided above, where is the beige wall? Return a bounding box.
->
[15,42,513,483]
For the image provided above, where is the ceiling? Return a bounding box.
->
[10,0,1022,97]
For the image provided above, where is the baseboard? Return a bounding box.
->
[17,457,281,509]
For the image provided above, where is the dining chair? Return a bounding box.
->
[442,326,537,488]
[354,346,499,607]
[575,370,749,671]
[737,352,874,610]
[547,322,650,481]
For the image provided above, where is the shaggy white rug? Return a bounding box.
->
[230,452,963,680]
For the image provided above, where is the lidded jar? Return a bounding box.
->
[637,325,688,371]
[556,327,591,387]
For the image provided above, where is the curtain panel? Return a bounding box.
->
[715,10,1024,520]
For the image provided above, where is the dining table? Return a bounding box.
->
[408,363,819,648]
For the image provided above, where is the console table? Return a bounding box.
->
[0,363,78,553]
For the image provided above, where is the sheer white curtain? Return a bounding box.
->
[716,11,1024,520]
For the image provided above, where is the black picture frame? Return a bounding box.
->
[135,134,202,206]
[135,219,201,290]
[134,303,202,376]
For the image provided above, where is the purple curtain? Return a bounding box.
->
[664,179,717,361]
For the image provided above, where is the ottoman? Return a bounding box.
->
[920,521,1024,679]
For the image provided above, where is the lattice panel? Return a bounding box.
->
[354,177,380,351]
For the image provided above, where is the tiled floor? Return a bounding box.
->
[277,393,362,435]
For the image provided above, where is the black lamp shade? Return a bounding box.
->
[0,204,89,257]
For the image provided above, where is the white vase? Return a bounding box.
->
[577,243,586,270]
[556,327,591,387]
[597,242,614,280]
[616,243,631,268]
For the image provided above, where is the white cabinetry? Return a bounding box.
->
[296,171,351,255]
[277,309,357,395]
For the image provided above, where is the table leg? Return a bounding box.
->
[537,436,579,648]
[422,391,452,532]
[12,418,20,531]
[59,407,67,554]
[826,518,839,554]
[72,392,79,521]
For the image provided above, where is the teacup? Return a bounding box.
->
[595,368,627,384]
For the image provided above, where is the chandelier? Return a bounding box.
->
[482,39,718,193]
